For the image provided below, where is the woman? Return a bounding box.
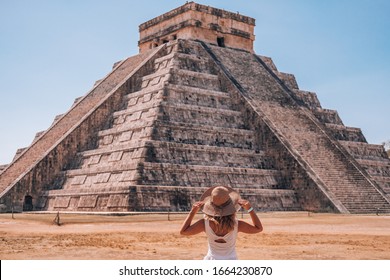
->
[180,186,263,260]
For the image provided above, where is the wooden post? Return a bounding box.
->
[53,211,61,226]
[11,195,15,219]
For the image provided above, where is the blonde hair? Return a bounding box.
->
[205,213,236,233]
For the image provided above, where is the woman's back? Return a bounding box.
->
[204,218,238,260]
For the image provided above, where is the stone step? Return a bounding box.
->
[98,123,154,147]
[277,72,299,91]
[124,87,161,103]
[64,142,282,189]
[144,140,273,169]
[166,83,229,98]
[141,67,171,83]
[342,200,389,206]
[139,162,286,189]
[330,188,385,196]
[325,123,367,142]
[169,68,221,91]
[81,139,266,164]
[372,176,390,183]
[291,90,321,110]
[66,162,138,177]
[165,83,231,107]
[340,141,389,161]
[372,177,390,196]
[132,185,301,212]
[356,159,390,177]
[79,147,145,170]
[313,108,343,125]
[154,51,175,65]
[173,52,217,74]
[140,69,171,90]
[176,39,210,57]
[347,208,390,214]
[76,137,271,172]
[123,82,232,113]
[80,140,146,158]
[98,104,254,148]
[152,43,179,71]
[151,121,256,149]
[123,89,163,110]
[43,184,134,196]
[158,102,245,129]
[40,185,138,211]
[60,158,287,200]
[113,98,162,126]
[342,204,389,211]
[174,51,210,63]
[62,163,139,190]
[39,185,301,212]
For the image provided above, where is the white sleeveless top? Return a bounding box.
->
[203,218,238,260]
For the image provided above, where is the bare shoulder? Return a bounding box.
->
[191,218,206,232]
[181,218,205,236]
[195,218,206,228]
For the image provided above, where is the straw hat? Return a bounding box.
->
[201,186,241,217]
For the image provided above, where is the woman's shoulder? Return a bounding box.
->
[237,219,263,234]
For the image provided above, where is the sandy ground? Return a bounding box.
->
[0,211,389,260]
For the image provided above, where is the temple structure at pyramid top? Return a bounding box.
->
[0,2,389,214]
[138,1,255,53]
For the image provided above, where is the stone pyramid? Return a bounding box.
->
[1,2,389,214]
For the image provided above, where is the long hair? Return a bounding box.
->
[205,213,236,233]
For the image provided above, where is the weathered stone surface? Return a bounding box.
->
[313,109,344,125]
[139,2,255,53]
[0,2,389,214]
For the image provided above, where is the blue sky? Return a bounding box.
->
[0,0,389,164]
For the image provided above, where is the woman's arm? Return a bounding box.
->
[179,201,205,236]
[237,199,263,234]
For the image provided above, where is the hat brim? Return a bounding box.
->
[201,186,241,217]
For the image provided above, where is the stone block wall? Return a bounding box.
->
[139,2,255,52]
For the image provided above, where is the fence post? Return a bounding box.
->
[53,211,61,226]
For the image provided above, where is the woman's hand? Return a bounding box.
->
[238,199,252,211]
[191,201,205,213]
[237,199,263,234]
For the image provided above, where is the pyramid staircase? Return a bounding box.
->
[206,43,390,214]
